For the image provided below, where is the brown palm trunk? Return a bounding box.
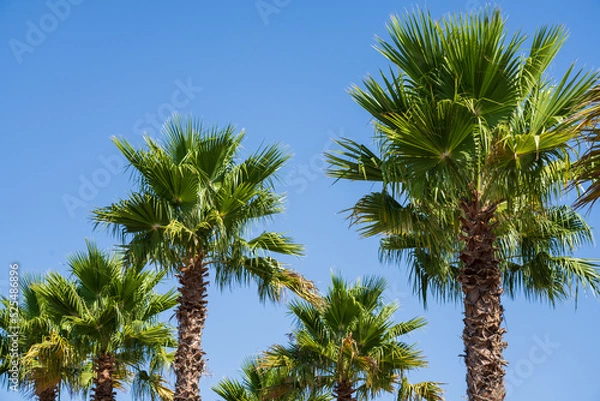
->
[333,380,356,401]
[91,353,116,401]
[36,385,57,401]
[173,256,209,401]
[458,194,507,401]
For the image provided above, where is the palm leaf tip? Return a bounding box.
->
[398,378,445,401]
[281,271,323,307]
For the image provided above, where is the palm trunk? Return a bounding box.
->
[333,380,356,401]
[36,385,57,401]
[458,195,507,401]
[91,353,116,401]
[173,256,209,401]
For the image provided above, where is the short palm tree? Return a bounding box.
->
[93,115,319,401]
[327,8,600,401]
[213,358,331,401]
[33,241,178,401]
[0,276,82,401]
[261,275,443,401]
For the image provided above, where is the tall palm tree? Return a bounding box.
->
[33,241,178,401]
[213,358,331,401]
[261,275,443,401]
[93,115,319,401]
[327,8,600,401]
[0,276,82,401]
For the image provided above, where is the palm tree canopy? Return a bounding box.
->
[327,8,600,305]
[93,115,318,304]
[0,275,84,399]
[262,275,443,401]
[213,358,332,401]
[32,241,178,392]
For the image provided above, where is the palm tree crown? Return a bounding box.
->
[33,241,177,401]
[93,115,318,401]
[0,276,82,401]
[213,358,332,401]
[327,8,600,401]
[262,275,443,401]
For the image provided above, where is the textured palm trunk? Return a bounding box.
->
[36,385,57,401]
[458,195,507,401]
[91,353,117,401]
[173,256,209,401]
[333,380,356,401]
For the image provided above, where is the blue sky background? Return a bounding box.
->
[1,1,599,400]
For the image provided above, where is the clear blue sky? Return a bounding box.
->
[1,1,599,400]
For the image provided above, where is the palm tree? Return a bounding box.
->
[33,241,178,401]
[213,358,331,401]
[327,8,600,401]
[261,275,443,401]
[93,115,319,401]
[0,276,82,401]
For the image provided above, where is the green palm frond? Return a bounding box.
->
[130,347,175,401]
[387,317,427,338]
[326,139,384,182]
[213,357,326,401]
[574,87,600,207]
[214,378,252,401]
[32,273,88,319]
[398,377,444,401]
[215,255,319,306]
[132,369,174,401]
[246,232,305,256]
